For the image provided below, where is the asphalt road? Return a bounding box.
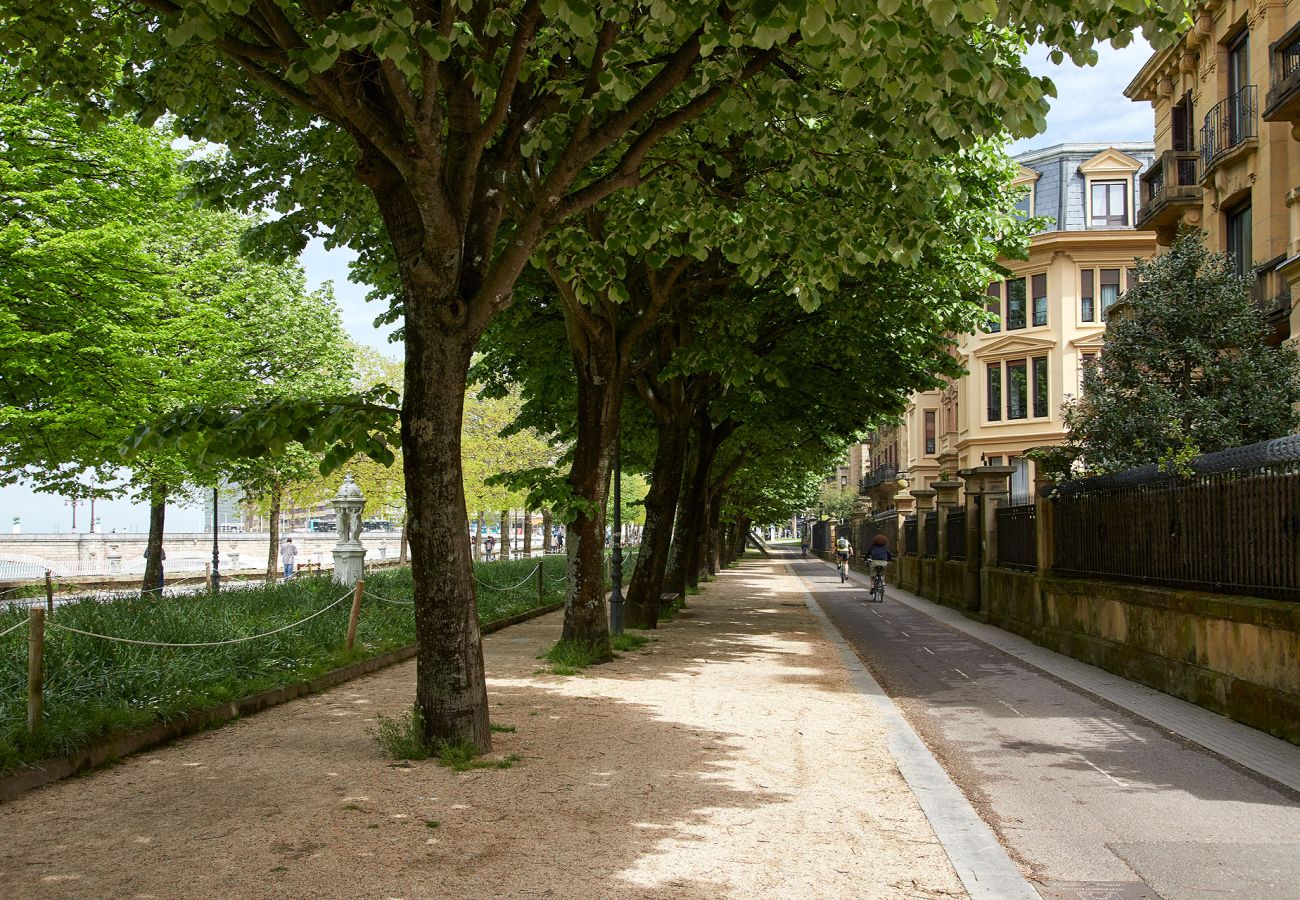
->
[788,554,1300,900]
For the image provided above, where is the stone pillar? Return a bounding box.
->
[330,474,367,586]
[978,466,1014,570]
[932,480,962,561]
[909,488,937,514]
[958,468,983,613]
[1033,470,1055,577]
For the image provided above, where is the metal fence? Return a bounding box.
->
[1053,436,1300,601]
[903,517,918,556]
[946,509,967,561]
[866,512,899,557]
[923,511,938,558]
[995,504,1037,571]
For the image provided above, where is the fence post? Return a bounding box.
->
[345,579,364,651]
[44,570,54,618]
[909,489,937,596]
[536,560,544,604]
[933,480,962,562]
[958,469,984,613]
[27,606,44,734]
[977,465,1014,617]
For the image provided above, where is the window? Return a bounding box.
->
[1031,273,1048,327]
[985,281,1001,333]
[1080,269,1095,322]
[1006,277,1026,330]
[1006,359,1028,420]
[1226,199,1252,277]
[1010,457,1032,504]
[988,356,1050,420]
[924,411,936,455]
[1171,91,1195,152]
[1080,352,1098,392]
[1100,268,1121,320]
[986,455,1004,467]
[1032,356,1049,418]
[1090,180,1128,226]
[1014,187,1033,218]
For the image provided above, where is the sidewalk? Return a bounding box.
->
[0,555,969,899]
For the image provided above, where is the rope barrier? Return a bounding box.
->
[0,618,29,639]
[43,589,354,649]
[363,589,413,606]
[474,562,541,592]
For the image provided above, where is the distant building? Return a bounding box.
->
[1125,0,1300,344]
[863,143,1158,510]
[201,484,245,533]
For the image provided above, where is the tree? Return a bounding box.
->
[1062,232,1300,475]
[4,0,1193,750]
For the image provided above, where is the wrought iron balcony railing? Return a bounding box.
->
[1137,149,1200,231]
[859,465,898,494]
[1264,21,1300,123]
[1201,85,1258,172]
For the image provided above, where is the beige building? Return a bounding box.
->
[863,144,1158,510]
[1126,0,1300,344]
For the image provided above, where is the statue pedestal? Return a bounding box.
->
[333,547,366,586]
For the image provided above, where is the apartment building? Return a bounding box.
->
[862,143,1158,511]
[1126,0,1300,343]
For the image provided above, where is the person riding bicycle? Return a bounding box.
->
[865,534,892,576]
[835,535,853,568]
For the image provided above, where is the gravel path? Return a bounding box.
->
[0,555,965,899]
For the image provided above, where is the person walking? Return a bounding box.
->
[143,544,166,593]
[800,536,809,559]
[484,534,496,562]
[280,538,298,579]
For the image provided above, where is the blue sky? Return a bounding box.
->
[3,39,1156,535]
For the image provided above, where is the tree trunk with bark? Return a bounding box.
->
[473,512,483,561]
[402,321,491,753]
[625,419,689,628]
[523,510,532,556]
[542,509,552,552]
[560,339,624,657]
[703,498,721,578]
[265,483,281,582]
[499,510,509,559]
[141,481,167,595]
[399,514,409,564]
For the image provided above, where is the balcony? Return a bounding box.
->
[1252,259,1293,344]
[1201,85,1258,173]
[1136,150,1201,236]
[859,465,898,495]
[1264,21,1300,125]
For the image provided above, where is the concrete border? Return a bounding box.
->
[0,600,564,803]
[787,562,1039,900]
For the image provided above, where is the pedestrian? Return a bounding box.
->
[485,534,496,561]
[280,537,298,579]
[143,543,166,592]
[800,535,809,559]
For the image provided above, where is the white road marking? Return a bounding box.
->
[922,647,934,655]
[998,700,1024,718]
[1078,755,1126,788]
[900,631,910,638]
[953,668,971,680]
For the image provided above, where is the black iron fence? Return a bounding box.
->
[923,511,938,557]
[995,504,1037,571]
[903,516,918,556]
[946,509,967,561]
[1053,436,1300,601]
[867,511,899,556]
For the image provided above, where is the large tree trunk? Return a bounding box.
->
[265,483,281,582]
[560,352,621,658]
[473,512,483,561]
[680,428,719,589]
[542,509,552,552]
[625,419,689,628]
[703,498,722,578]
[523,510,533,556]
[402,324,491,753]
[399,514,409,564]
[142,481,167,594]
[663,434,700,598]
[499,510,509,560]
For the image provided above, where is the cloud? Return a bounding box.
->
[1010,40,1156,155]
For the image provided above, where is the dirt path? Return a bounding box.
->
[0,556,965,899]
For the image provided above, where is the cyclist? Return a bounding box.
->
[865,535,892,599]
[800,536,809,558]
[834,534,853,580]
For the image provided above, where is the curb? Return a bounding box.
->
[0,600,564,803]
[786,559,1038,900]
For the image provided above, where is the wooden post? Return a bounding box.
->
[27,607,44,734]
[44,570,54,618]
[536,559,544,604]
[345,579,364,651]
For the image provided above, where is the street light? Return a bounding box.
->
[609,427,624,635]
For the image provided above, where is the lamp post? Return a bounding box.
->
[211,486,220,592]
[609,428,624,635]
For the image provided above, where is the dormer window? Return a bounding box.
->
[1090,181,1129,226]
[1078,147,1143,230]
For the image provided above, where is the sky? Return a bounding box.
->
[3,38,1157,535]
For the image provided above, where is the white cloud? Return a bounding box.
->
[1009,40,1157,155]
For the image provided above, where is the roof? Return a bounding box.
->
[1013,142,1155,165]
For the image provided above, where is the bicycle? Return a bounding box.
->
[836,553,850,583]
[867,563,887,603]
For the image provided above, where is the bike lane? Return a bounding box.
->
[789,553,1300,900]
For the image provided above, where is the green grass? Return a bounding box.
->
[610,632,649,652]
[0,554,569,775]
[369,706,433,761]
[434,742,522,772]
[538,638,607,675]
[490,723,516,733]
[425,820,440,829]
[659,596,687,621]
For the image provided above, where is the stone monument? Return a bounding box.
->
[331,474,367,585]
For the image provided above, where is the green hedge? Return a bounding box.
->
[0,554,571,774]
